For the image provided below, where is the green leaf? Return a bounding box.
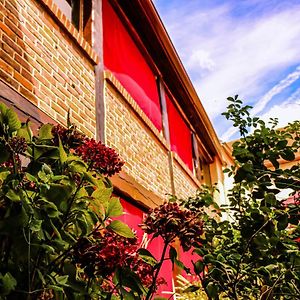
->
[38,123,54,140]
[0,272,17,296]
[6,189,21,202]
[44,183,73,203]
[193,260,204,274]
[206,282,218,298]
[43,201,61,218]
[30,219,42,232]
[7,108,21,132]
[138,248,158,266]
[281,149,295,161]
[84,171,105,189]
[277,214,288,230]
[0,171,10,183]
[92,187,112,211]
[68,160,87,173]
[183,285,200,293]
[56,275,69,286]
[0,143,10,163]
[58,137,67,164]
[169,246,177,263]
[107,220,135,238]
[17,124,31,141]
[0,102,8,120]
[107,197,123,217]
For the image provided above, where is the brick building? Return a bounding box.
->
[0,0,226,295]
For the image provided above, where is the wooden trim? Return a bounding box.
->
[192,132,202,180]
[172,150,202,188]
[38,0,99,64]
[0,80,54,129]
[111,171,163,209]
[168,151,176,195]
[157,77,170,145]
[93,0,105,142]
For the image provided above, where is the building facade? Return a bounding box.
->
[0,0,226,295]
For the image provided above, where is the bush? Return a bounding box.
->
[182,96,300,300]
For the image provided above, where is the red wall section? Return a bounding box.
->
[103,0,162,131]
[119,198,174,297]
[166,94,193,171]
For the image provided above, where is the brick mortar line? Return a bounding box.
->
[37,0,99,65]
[173,151,201,188]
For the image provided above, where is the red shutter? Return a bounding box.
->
[103,0,162,131]
[166,94,193,171]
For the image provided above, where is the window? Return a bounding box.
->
[52,0,92,43]
[192,133,211,184]
[103,0,162,131]
[166,93,193,171]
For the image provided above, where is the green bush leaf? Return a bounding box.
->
[206,282,218,298]
[58,138,67,164]
[38,123,54,140]
[138,248,158,266]
[7,108,21,133]
[183,285,200,293]
[0,272,17,296]
[107,220,135,238]
[107,197,123,217]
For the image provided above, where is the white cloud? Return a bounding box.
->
[251,66,300,115]
[157,1,300,128]
[221,69,300,140]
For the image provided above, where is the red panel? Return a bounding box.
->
[179,248,199,282]
[147,237,174,298]
[166,94,193,170]
[119,198,144,240]
[103,0,162,131]
[119,199,173,297]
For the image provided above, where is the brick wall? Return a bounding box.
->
[104,74,172,200]
[0,0,97,137]
[172,154,199,200]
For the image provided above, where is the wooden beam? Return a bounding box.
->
[93,0,105,142]
[0,80,54,131]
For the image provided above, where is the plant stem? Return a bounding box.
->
[145,241,169,300]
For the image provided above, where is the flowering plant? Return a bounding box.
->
[0,103,157,299]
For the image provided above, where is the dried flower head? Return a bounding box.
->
[75,139,124,176]
[51,124,85,149]
[72,228,164,288]
[8,137,27,154]
[140,202,203,251]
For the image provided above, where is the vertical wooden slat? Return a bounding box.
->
[157,76,170,144]
[93,0,105,141]
[157,77,175,194]
[192,132,202,181]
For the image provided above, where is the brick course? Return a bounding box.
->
[0,0,97,137]
[105,80,173,200]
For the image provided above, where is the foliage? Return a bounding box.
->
[183,96,300,299]
[0,103,162,299]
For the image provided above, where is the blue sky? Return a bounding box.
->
[154,0,300,141]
